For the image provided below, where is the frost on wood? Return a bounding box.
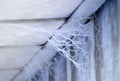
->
[30,54,66,81]
[94,0,119,81]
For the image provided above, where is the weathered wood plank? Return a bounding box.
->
[0,46,40,69]
[0,0,82,20]
[0,19,65,46]
[94,0,119,81]
[0,70,19,81]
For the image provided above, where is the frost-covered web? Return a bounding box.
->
[49,25,91,68]
[47,24,92,81]
[29,23,92,81]
[27,7,94,81]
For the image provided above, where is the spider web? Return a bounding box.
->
[49,25,90,68]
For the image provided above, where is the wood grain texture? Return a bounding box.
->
[94,0,119,81]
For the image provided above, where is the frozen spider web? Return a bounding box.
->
[30,24,92,81]
[48,24,92,81]
[28,21,92,71]
[49,25,91,69]
[28,18,93,81]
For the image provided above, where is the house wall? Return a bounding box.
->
[0,0,119,81]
